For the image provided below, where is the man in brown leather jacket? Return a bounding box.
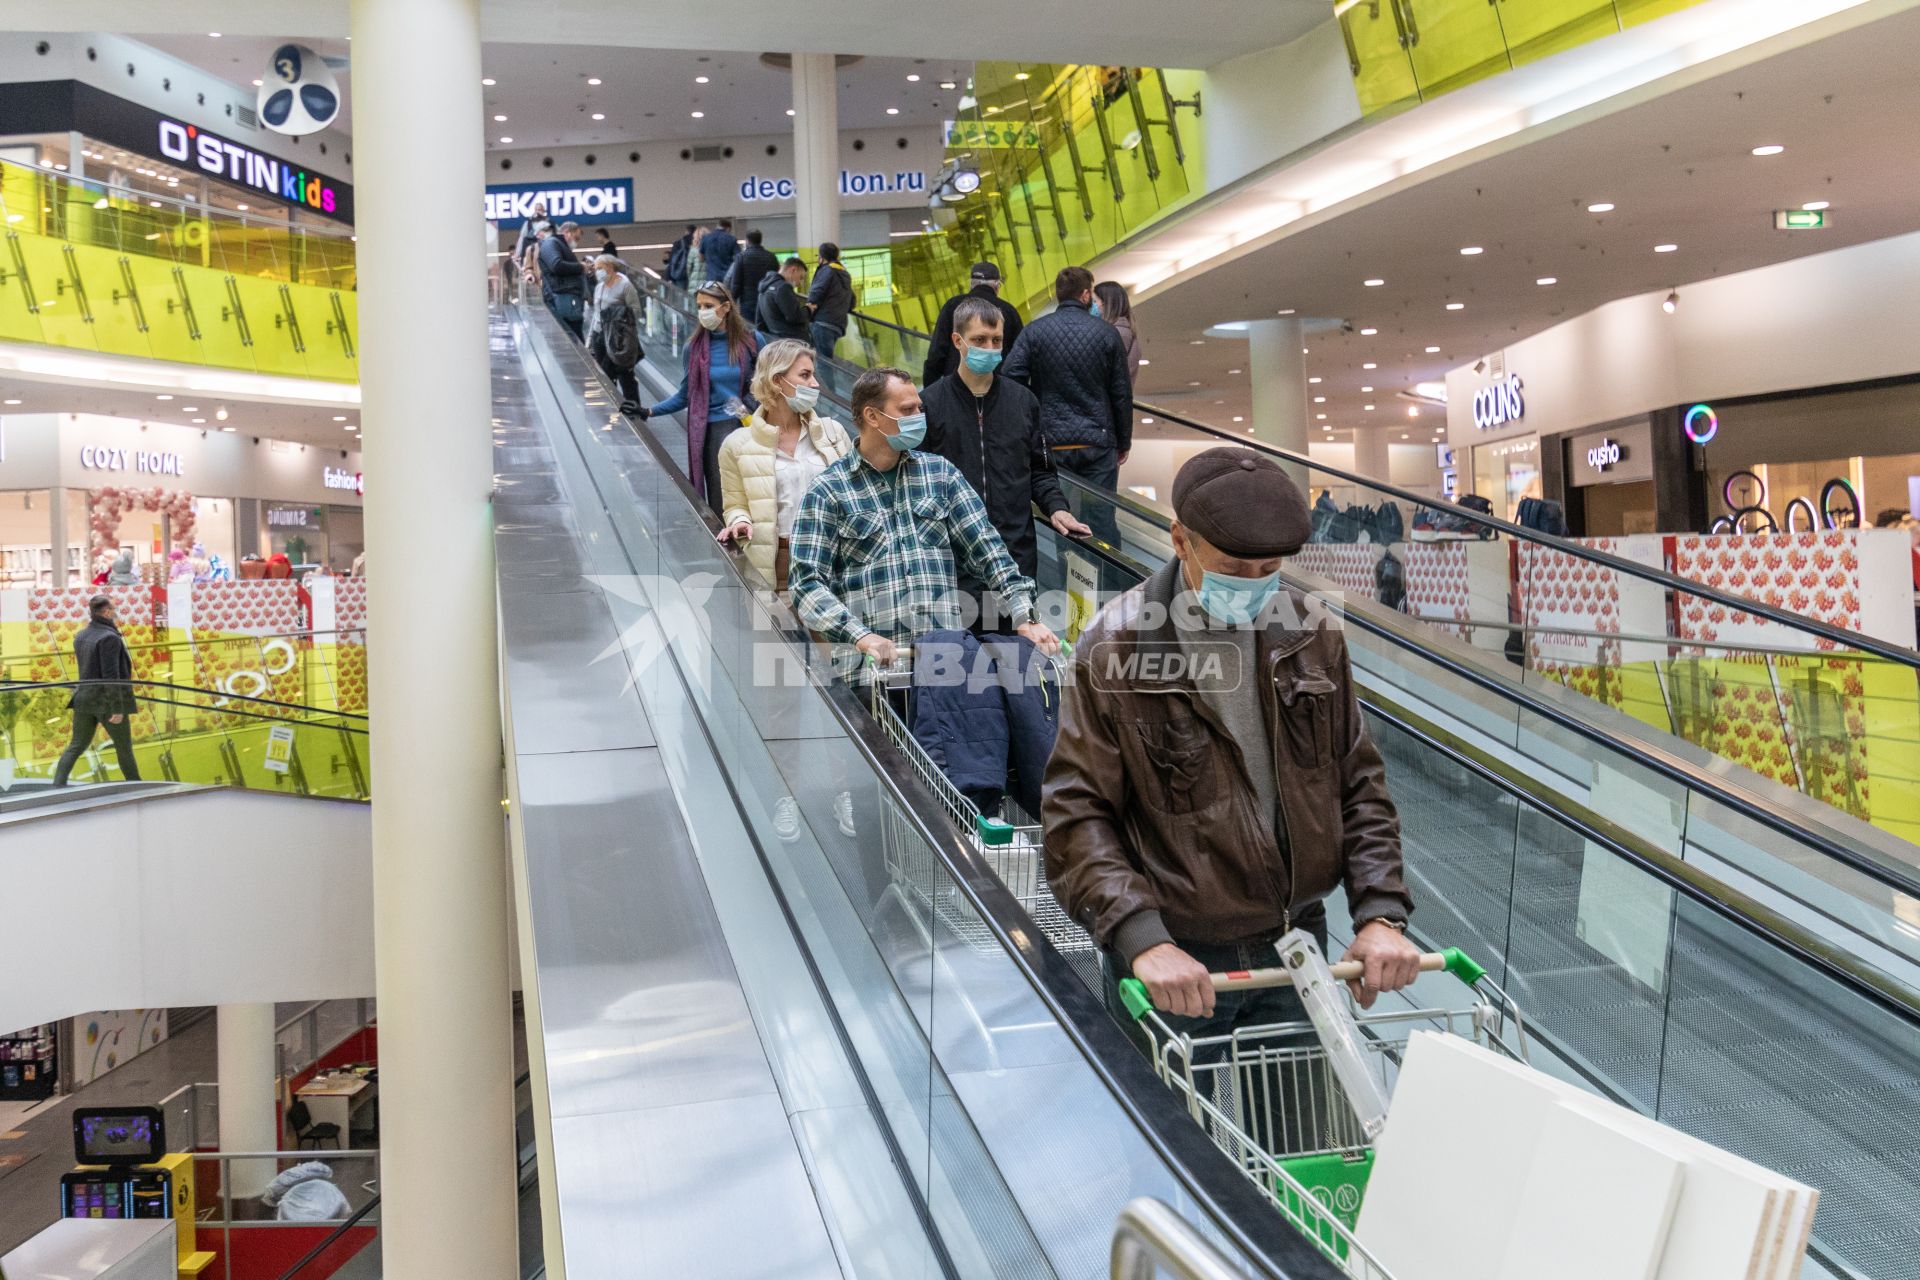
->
[1043,448,1420,1041]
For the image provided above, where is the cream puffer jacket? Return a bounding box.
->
[717,407,853,584]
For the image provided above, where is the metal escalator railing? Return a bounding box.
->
[605,289,1920,1277]
[0,678,369,800]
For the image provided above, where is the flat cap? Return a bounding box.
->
[1171,447,1309,558]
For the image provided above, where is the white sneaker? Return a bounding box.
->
[773,796,802,843]
[834,790,857,837]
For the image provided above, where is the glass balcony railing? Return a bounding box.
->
[0,678,369,800]
[0,157,358,381]
[1338,0,1711,116]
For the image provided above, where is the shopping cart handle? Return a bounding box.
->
[1115,947,1486,1018]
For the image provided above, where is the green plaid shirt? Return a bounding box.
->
[789,448,1034,644]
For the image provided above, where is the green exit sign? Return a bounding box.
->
[1774,208,1830,230]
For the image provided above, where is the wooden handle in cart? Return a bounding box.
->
[1118,947,1487,1020]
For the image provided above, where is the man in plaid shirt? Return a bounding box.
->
[789,366,1062,663]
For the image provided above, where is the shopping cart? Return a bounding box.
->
[863,645,1093,960]
[1118,936,1531,1278]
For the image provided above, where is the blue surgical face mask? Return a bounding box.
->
[880,410,927,452]
[962,343,1003,375]
[1198,568,1281,625]
[1089,298,1103,319]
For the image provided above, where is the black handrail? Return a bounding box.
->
[843,306,1920,670]
[1,678,369,726]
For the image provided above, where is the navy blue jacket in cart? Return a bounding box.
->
[908,630,1062,822]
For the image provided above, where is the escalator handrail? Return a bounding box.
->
[0,678,369,727]
[1044,467,1920,906]
[542,301,1346,1280]
[842,306,1920,672]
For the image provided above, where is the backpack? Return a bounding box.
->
[604,302,642,370]
[1375,549,1407,611]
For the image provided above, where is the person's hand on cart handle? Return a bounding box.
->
[1016,620,1061,656]
[856,633,898,665]
[1132,942,1215,1019]
[1340,921,1423,1010]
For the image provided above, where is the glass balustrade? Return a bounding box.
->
[0,157,358,380]
[1338,0,1714,116]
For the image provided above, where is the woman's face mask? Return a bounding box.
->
[697,305,724,332]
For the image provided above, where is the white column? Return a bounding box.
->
[216,1003,279,1198]
[1248,317,1309,486]
[791,53,841,252]
[67,131,86,180]
[349,2,517,1278]
[47,487,68,587]
[1353,426,1391,486]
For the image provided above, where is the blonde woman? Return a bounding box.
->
[716,339,852,591]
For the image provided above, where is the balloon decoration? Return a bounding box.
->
[89,487,196,572]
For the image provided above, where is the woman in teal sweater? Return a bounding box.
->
[639,282,760,511]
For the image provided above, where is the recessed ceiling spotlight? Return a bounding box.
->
[1138,359,1151,366]
[1536,277,1558,286]
[1227,368,1241,375]
[1141,417,1154,425]
[155,394,173,401]
[1232,416,1245,423]
[192,418,206,424]
[1313,396,1326,403]
[1,398,19,406]
[1445,302,1465,310]
[785,108,795,116]
[1803,200,1831,211]
[182,406,199,412]
[1663,290,1679,314]
[886,107,900,115]
[1654,243,1677,253]
[587,77,602,86]
[1360,327,1378,336]
[343,424,356,431]
[1308,376,1322,384]
[1364,278,1384,287]
[1587,202,1615,213]
[1751,144,1784,156]
[591,112,605,121]
[481,78,496,86]
[1014,72,1030,81]
[1425,346,1440,353]
[208,31,221,37]
[235,204,248,211]
[907,73,921,82]
[1362,363,1377,370]
[493,114,507,122]
[1187,380,1202,387]
[940,81,957,90]
[1364,405,1376,411]
[499,136,513,144]
[695,75,710,84]
[221,426,235,432]
[1317,413,1328,420]
[1277,308,1296,316]
[1189,339,1205,345]
[1361,386,1374,393]
[1459,246,1483,256]
[252,79,263,87]
[690,111,704,119]
[333,415,348,422]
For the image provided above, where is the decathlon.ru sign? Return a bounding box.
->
[484,180,634,228]
[738,169,928,202]
[1471,375,1526,430]
[157,119,345,218]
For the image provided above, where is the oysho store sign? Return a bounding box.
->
[739,169,928,202]
[484,180,633,228]
[157,119,345,219]
[80,445,185,477]
[1472,375,1525,431]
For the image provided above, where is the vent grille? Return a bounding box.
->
[235,104,258,129]
[689,145,726,163]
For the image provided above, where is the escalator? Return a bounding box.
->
[519,288,1920,1278]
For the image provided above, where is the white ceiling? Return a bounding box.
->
[135,37,977,147]
[1122,1,1920,451]
[0,376,360,451]
[30,0,1330,69]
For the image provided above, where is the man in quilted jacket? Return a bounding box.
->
[1002,266,1134,544]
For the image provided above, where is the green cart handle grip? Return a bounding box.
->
[1116,946,1486,1020]
[976,814,1015,847]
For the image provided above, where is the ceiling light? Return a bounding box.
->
[1314,396,1326,403]
[155,394,173,401]
[251,79,263,87]
[482,78,496,86]
[1365,405,1376,411]
[695,75,710,84]
[886,107,900,115]
[235,204,248,211]
[1654,243,1677,253]
[1189,339,1205,345]
[1361,386,1374,393]
[1587,202,1614,213]
[786,109,795,116]
[1400,433,1411,440]
[333,415,348,422]
[587,77,602,86]
[1425,345,1440,353]
[221,426,236,432]
[1227,369,1241,375]
[493,114,507,122]
[182,406,199,412]
[940,81,957,90]
[690,112,704,119]
[1308,377,1322,384]
[1803,200,1830,211]
[1141,417,1154,425]
[1232,416,1245,423]
[1138,359,1151,366]
[1364,278,1384,287]
[1362,363,1377,370]
[907,74,921,82]
[591,112,606,121]
[208,32,221,37]
[1663,290,1679,314]
[1751,144,1784,156]
[1277,308,1296,316]
[1445,302,1464,311]
[1408,406,1420,418]
[215,408,228,421]
[1014,72,1030,81]
[192,418,205,424]
[1459,246,1483,256]
[1536,277,1558,286]
[2,398,19,406]
[1187,380,1202,387]
[1360,327,1378,336]
[343,424,356,431]
[1317,413,1327,420]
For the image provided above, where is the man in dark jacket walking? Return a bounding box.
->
[53,594,142,786]
[922,262,1023,386]
[726,229,780,326]
[805,242,856,359]
[756,258,811,342]
[1044,449,1419,1039]
[1003,266,1134,543]
[700,219,740,285]
[665,224,697,288]
[924,297,1089,630]
[538,221,589,340]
